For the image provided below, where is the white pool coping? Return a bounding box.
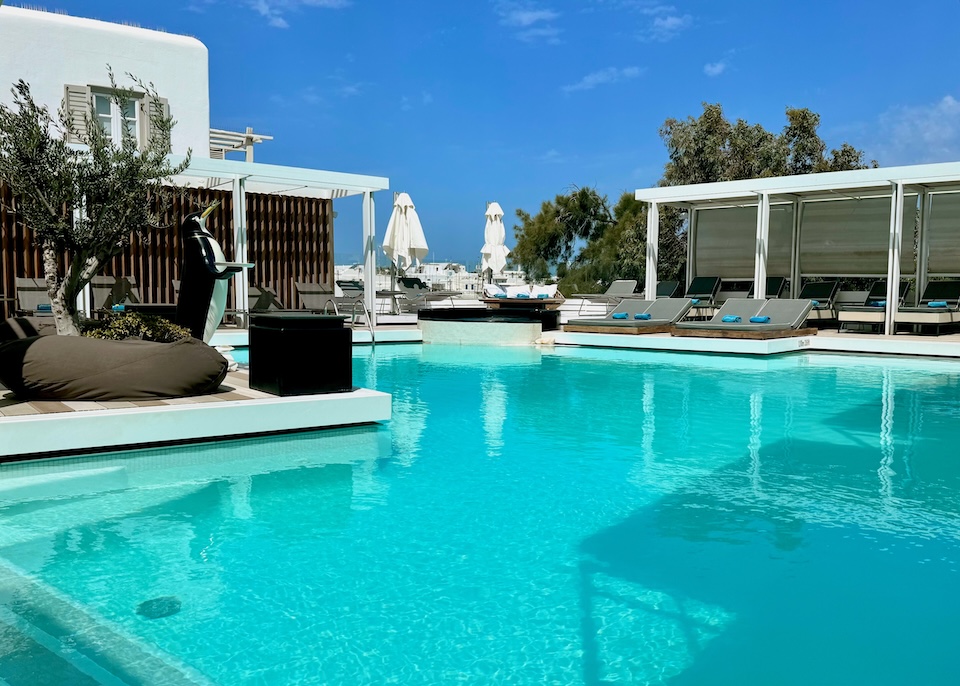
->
[0,388,391,462]
[550,330,960,358]
[211,327,422,347]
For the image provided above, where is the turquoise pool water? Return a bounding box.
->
[1,345,960,684]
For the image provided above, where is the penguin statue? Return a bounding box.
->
[175,203,246,343]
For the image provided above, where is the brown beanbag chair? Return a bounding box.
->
[0,335,228,400]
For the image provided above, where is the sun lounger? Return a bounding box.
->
[746,276,787,299]
[798,280,840,321]
[90,276,117,311]
[564,298,693,334]
[838,280,910,332]
[397,277,459,312]
[656,280,682,298]
[249,285,284,312]
[684,276,722,306]
[573,279,638,314]
[295,281,337,312]
[672,298,816,339]
[896,280,960,333]
[14,277,52,316]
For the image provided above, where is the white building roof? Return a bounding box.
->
[635,161,960,207]
[170,155,389,199]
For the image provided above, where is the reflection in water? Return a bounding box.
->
[481,374,508,458]
[3,349,960,684]
[879,368,896,500]
[749,390,762,495]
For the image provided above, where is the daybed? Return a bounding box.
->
[896,280,960,334]
[672,299,816,339]
[564,298,692,334]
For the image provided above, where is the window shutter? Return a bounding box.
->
[141,96,171,149]
[62,84,90,143]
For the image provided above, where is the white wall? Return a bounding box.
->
[0,6,210,157]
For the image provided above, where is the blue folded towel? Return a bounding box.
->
[690,298,700,305]
[36,303,52,312]
[928,301,948,308]
[536,293,548,299]
[749,316,770,323]
[493,293,507,298]
[810,300,820,307]
[870,300,886,307]
[721,315,741,323]
[516,293,530,299]
[612,312,628,319]
[634,313,651,320]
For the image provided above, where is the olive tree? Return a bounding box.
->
[0,71,189,335]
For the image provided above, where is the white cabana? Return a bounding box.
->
[168,155,389,326]
[636,161,960,335]
[383,192,429,271]
[481,201,511,276]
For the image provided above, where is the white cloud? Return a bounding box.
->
[245,0,350,28]
[870,95,960,165]
[703,61,726,77]
[422,92,434,105]
[500,8,559,26]
[562,66,642,94]
[495,2,561,42]
[639,12,691,41]
[517,25,562,43]
[538,149,565,163]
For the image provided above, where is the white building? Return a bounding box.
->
[0,5,210,157]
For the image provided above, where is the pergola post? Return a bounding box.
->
[754,193,770,299]
[686,208,698,288]
[362,191,378,328]
[916,189,932,306]
[645,201,659,298]
[884,181,905,335]
[790,200,803,297]
[232,175,249,328]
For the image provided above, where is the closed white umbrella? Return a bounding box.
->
[481,201,511,275]
[383,192,429,271]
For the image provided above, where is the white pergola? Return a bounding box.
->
[636,161,960,335]
[169,155,389,326]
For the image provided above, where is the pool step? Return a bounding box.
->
[0,561,214,686]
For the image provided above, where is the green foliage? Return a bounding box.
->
[0,70,190,335]
[512,103,875,295]
[81,312,192,343]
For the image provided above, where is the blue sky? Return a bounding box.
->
[27,1,960,265]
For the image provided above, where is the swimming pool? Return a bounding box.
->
[1,344,959,684]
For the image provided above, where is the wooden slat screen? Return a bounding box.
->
[0,181,334,318]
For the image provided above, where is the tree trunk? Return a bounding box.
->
[42,243,80,336]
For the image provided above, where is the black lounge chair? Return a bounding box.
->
[746,276,787,299]
[656,280,682,298]
[684,276,722,308]
[672,298,815,339]
[896,280,960,334]
[838,280,911,333]
[797,280,840,321]
[565,298,693,334]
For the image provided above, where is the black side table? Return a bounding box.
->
[249,313,352,396]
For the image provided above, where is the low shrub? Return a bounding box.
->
[81,312,192,343]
